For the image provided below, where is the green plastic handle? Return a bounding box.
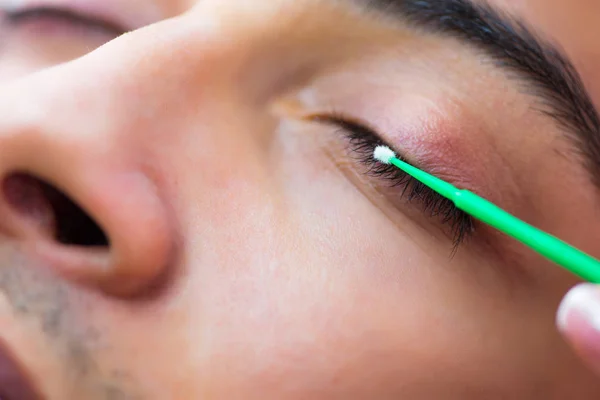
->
[390,157,600,283]
[454,190,600,283]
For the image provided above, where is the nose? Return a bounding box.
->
[0,71,175,297]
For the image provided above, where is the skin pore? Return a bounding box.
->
[0,0,599,398]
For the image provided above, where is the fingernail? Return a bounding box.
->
[557,283,600,332]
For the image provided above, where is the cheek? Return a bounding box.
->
[126,111,571,396]
[172,142,520,395]
[187,201,518,397]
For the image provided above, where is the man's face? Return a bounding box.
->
[0,0,599,398]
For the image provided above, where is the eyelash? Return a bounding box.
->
[313,114,474,248]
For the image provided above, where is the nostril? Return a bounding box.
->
[2,173,109,247]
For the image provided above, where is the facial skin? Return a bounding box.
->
[0,0,599,398]
[0,0,183,81]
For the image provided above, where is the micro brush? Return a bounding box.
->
[373,145,600,283]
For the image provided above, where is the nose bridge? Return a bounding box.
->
[0,15,215,163]
[0,1,292,148]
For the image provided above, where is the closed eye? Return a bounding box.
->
[310,113,474,249]
[4,6,127,38]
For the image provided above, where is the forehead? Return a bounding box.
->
[184,0,600,155]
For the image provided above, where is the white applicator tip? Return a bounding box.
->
[373,145,396,164]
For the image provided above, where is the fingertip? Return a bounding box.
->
[557,284,600,332]
[557,283,600,374]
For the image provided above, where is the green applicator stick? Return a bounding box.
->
[373,145,600,283]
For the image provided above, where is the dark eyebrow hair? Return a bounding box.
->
[361,0,600,186]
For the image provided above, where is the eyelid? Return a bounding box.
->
[305,112,479,191]
[5,6,127,37]
[307,113,406,162]
[307,112,475,247]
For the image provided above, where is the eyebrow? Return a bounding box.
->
[360,0,600,186]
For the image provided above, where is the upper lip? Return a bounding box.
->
[0,338,41,400]
[1,0,156,32]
